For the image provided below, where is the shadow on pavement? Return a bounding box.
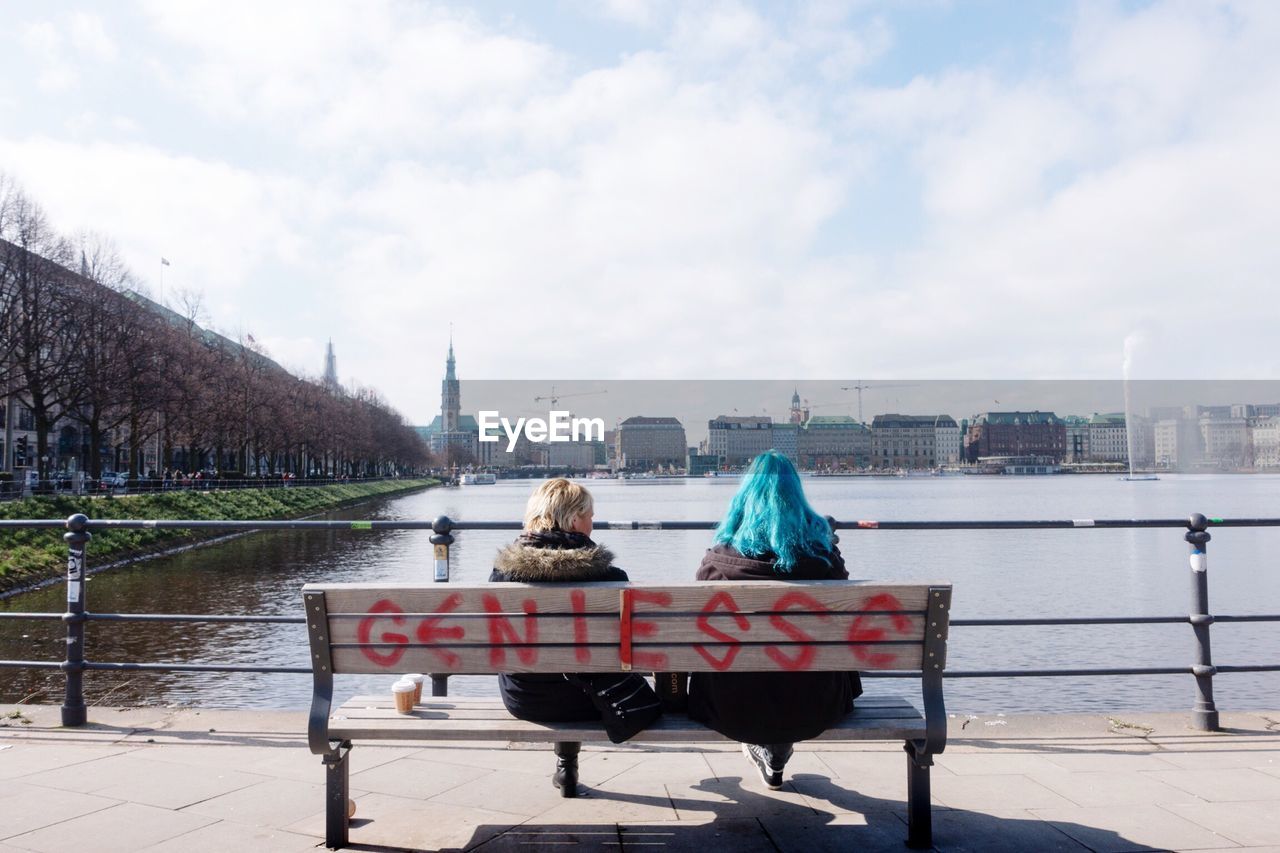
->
[337,771,1161,852]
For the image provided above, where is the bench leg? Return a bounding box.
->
[324,742,352,850]
[904,740,933,849]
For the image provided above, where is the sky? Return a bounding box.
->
[1,1,1277,424]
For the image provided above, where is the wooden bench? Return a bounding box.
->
[303,580,952,850]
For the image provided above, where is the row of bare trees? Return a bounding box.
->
[0,175,429,479]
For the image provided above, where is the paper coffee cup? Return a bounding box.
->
[406,673,424,704]
[392,680,416,714]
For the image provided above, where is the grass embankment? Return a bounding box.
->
[0,479,438,594]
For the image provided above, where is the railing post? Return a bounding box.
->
[1185,513,1219,732]
[429,515,454,697]
[62,513,90,727]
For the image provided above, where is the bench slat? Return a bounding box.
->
[329,696,926,744]
[327,613,927,646]
[316,582,937,618]
[331,642,923,675]
[336,698,925,723]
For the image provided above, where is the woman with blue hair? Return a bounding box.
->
[688,451,863,789]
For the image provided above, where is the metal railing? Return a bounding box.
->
[0,474,408,501]
[0,512,1277,731]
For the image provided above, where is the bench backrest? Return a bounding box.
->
[302,581,951,676]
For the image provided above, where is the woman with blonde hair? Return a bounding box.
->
[490,478,656,796]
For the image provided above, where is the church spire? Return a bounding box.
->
[442,332,460,433]
[445,326,456,381]
[323,339,339,390]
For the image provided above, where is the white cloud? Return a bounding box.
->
[68,12,117,61]
[3,0,1278,424]
[0,137,312,309]
[22,21,77,92]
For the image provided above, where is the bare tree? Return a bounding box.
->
[0,188,83,480]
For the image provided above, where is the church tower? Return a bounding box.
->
[442,334,461,433]
[323,340,339,391]
[789,388,804,424]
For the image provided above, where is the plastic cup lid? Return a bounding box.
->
[405,673,425,683]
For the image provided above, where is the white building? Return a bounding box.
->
[933,415,961,465]
[1088,413,1128,463]
[1253,417,1280,468]
[1200,417,1249,469]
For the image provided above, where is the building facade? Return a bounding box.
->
[617,416,687,471]
[1199,417,1248,469]
[871,414,940,469]
[965,412,1066,462]
[1088,413,1128,463]
[796,416,870,470]
[933,415,961,465]
[771,422,798,464]
[1063,415,1090,464]
[1253,417,1280,468]
[707,416,772,468]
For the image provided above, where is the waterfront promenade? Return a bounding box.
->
[1,704,1277,852]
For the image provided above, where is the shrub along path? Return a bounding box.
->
[0,479,438,595]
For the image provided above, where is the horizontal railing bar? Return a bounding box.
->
[952,616,1189,626]
[83,662,313,674]
[5,655,1269,676]
[4,517,1280,531]
[2,611,1272,630]
[1213,615,1280,623]
[944,667,1190,677]
[0,659,63,669]
[11,612,1259,627]
[85,614,306,624]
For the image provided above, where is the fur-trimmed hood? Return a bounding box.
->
[492,541,622,582]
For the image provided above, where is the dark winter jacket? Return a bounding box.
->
[687,543,863,745]
[488,529,629,722]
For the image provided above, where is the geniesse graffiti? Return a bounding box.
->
[353,590,915,671]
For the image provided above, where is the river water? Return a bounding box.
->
[1,475,1277,715]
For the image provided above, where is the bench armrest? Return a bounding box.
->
[920,668,946,757]
[304,589,339,755]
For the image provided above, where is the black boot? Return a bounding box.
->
[552,741,580,798]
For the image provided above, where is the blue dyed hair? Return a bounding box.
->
[713,451,833,571]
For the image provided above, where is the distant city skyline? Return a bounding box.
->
[445,376,1280,448]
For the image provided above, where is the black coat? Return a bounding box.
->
[687,543,863,745]
[488,530,629,722]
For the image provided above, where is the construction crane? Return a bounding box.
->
[533,386,608,407]
[839,382,920,424]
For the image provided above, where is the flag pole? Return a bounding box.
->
[159,257,171,306]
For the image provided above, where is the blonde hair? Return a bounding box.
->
[523,478,594,533]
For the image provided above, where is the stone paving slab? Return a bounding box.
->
[3,802,216,853]
[2,704,1279,852]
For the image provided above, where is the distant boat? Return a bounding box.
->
[460,473,496,485]
[1120,474,1160,481]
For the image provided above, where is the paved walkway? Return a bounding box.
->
[1,704,1278,852]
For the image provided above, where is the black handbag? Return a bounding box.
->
[565,673,663,743]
